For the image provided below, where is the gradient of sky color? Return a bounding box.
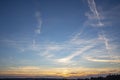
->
[0,0,120,78]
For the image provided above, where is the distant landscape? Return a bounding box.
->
[0,74,120,80]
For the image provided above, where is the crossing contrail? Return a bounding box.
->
[87,0,103,27]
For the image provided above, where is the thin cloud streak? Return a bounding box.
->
[86,56,120,63]
[87,0,104,27]
[35,11,42,34]
[57,45,94,63]
[98,34,110,50]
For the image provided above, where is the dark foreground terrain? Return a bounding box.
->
[0,74,120,80]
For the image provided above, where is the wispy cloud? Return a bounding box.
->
[56,45,94,63]
[98,33,110,51]
[10,66,41,70]
[32,39,36,49]
[39,43,63,58]
[85,0,104,27]
[86,56,120,63]
[1,29,119,67]
[35,29,41,34]
[35,11,42,34]
[0,39,29,52]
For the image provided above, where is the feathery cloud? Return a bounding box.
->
[10,66,41,70]
[57,45,94,63]
[86,0,104,27]
[86,56,120,63]
[98,34,110,50]
[35,11,42,34]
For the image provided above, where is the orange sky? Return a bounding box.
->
[0,66,120,78]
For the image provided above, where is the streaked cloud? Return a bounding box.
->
[86,56,120,63]
[35,29,41,34]
[85,0,104,27]
[2,30,118,66]
[10,66,41,70]
[35,11,42,34]
[56,44,94,64]
[98,33,110,51]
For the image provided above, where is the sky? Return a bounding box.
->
[0,0,120,78]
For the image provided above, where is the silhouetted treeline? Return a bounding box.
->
[0,74,120,80]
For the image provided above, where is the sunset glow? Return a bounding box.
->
[0,66,120,77]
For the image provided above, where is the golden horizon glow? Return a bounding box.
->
[0,66,120,78]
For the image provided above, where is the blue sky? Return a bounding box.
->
[0,0,120,77]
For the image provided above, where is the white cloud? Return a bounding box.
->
[46,44,63,50]
[98,33,111,53]
[56,42,96,64]
[35,28,41,34]
[38,43,64,59]
[35,11,42,35]
[87,0,101,20]
[32,39,36,49]
[10,66,41,70]
[86,56,120,63]
[56,38,98,63]
[85,0,104,27]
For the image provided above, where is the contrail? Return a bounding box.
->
[88,0,110,53]
[87,0,103,27]
[100,32,111,53]
[35,11,42,34]
[57,44,94,63]
[86,56,120,63]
